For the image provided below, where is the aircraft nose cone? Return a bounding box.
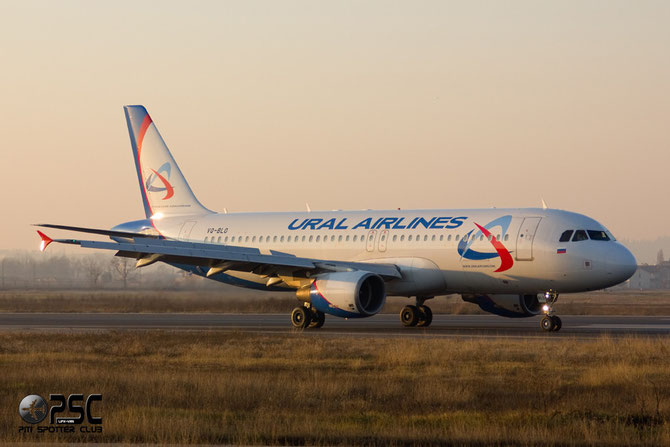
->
[608,244,637,283]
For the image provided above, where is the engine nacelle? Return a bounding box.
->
[462,294,542,318]
[306,271,386,318]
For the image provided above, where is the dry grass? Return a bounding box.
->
[1,331,669,445]
[1,289,670,316]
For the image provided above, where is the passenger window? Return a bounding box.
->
[259,236,263,243]
[393,235,397,242]
[439,235,443,241]
[346,235,350,242]
[231,236,235,243]
[559,230,573,242]
[338,235,343,242]
[432,235,436,241]
[353,235,357,242]
[488,235,492,241]
[204,237,208,243]
[455,235,460,241]
[309,235,313,242]
[245,236,249,242]
[218,236,221,243]
[280,235,285,242]
[448,235,452,241]
[424,235,428,241]
[273,236,277,243]
[480,235,484,241]
[408,235,413,241]
[224,236,228,243]
[504,234,509,241]
[400,235,405,241]
[316,235,320,242]
[331,235,335,242]
[587,230,610,241]
[302,235,306,242]
[572,230,588,242]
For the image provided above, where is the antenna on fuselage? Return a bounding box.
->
[306,203,311,212]
[541,198,548,210]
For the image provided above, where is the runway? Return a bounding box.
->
[1,313,669,338]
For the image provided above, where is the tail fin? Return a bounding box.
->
[124,105,212,218]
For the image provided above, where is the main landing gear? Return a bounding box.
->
[539,291,562,332]
[290,305,325,329]
[400,297,433,327]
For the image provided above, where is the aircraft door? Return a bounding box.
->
[366,230,377,252]
[178,221,197,241]
[515,217,542,261]
[378,230,389,252]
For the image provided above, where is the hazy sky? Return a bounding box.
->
[1,1,669,251]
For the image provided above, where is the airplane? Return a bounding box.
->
[22,398,46,421]
[36,105,637,332]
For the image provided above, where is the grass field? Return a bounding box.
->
[1,289,670,315]
[1,331,669,445]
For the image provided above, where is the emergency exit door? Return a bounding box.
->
[515,217,542,261]
[178,221,197,241]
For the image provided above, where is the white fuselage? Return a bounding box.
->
[131,207,636,297]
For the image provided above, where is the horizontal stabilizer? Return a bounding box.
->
[33,223,161,240]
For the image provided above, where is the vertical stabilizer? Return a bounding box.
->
[124,105,212,218]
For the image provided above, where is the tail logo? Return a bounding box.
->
[145,162,174,200]
[457,215,514,272]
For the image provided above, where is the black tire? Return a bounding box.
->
[309,310,326,329]
[540,316,554,332]
[400,305,419,327]
[416,305,433,327]
[551,316,562,332]
[291,306,311,329]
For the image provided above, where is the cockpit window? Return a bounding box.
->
[572,230,588,241]
[587,230,610,241]
[559,230,573,242]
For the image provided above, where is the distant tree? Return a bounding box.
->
[657,249,665,265]
[111,257,135,289]
[83,257,105,288]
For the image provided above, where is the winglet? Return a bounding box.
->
[37,231,53,252]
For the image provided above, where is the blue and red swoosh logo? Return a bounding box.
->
[457,215,514,272]
[144,162,174,200]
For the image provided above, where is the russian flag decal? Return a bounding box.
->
[557,248,567,254]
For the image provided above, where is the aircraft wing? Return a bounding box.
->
[35,225,402,281]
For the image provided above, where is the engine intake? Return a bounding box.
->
[306,271,386,318]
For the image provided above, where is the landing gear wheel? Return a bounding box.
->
[551,315,562,332]
[540,316,555,332]
[416,305,433,327]
[308,310,326,329]
[291,306,311,329]
[400,305,419,327]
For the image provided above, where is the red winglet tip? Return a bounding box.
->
[37,230,53,252]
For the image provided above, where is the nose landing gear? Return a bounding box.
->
[539,291,562,332]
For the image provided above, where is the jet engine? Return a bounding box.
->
[461,293,542,318]
[300,271,386,318]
